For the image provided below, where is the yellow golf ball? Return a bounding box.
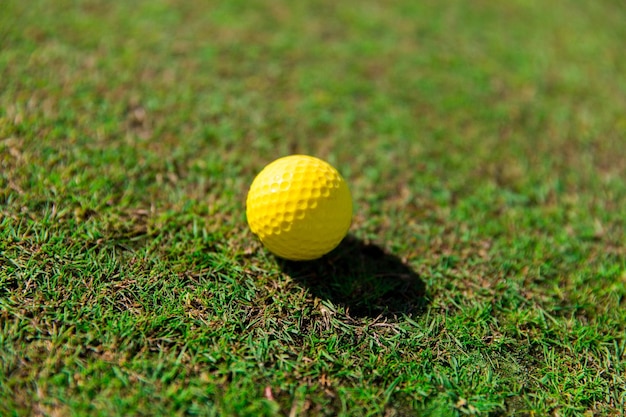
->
[246,155,352,261]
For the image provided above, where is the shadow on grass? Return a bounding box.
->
[279,235,428,319]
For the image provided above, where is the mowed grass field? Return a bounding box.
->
[1,0,625,415]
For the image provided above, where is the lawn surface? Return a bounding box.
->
[1,0,625,416]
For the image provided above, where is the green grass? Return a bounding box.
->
[1,0,625,415]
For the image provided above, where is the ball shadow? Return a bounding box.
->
[279,235,428,319]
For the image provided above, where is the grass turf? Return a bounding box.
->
[1,0,625,415]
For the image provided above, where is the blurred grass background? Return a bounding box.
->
[1,0,625,415]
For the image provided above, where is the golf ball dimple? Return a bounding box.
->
[246,155,352,261]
